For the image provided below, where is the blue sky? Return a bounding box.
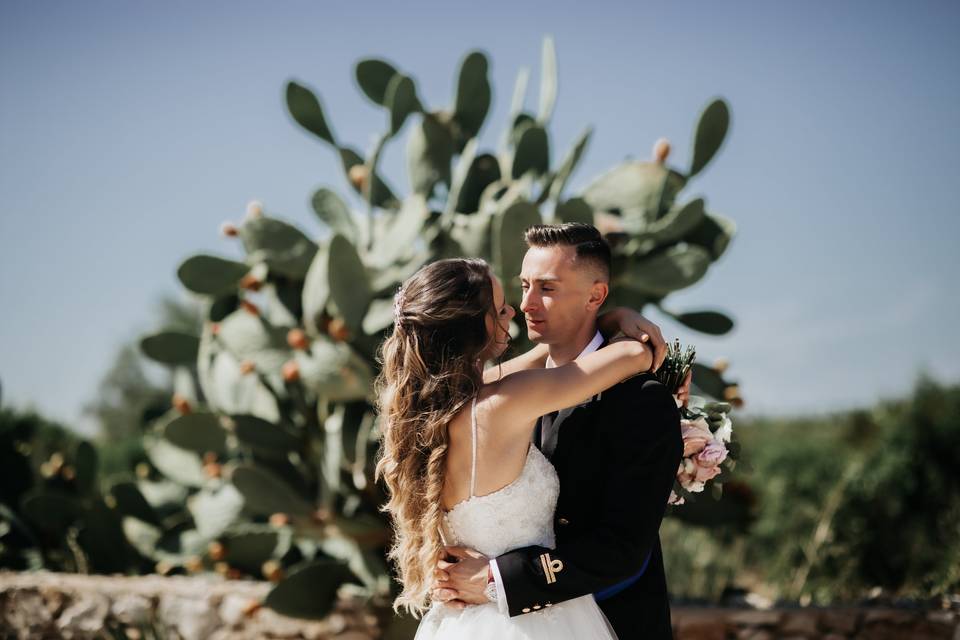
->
[1,1,958,434]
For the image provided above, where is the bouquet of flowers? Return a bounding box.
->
[656,339,739,506]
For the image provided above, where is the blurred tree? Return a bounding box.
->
[81,294,204,474]
[827,376,960,598]
[0,401,83,571]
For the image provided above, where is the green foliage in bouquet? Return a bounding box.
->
[657,338,696,395]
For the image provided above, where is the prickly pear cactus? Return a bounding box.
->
[129,35,743,620]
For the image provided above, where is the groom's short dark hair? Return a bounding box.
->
[524,223,611,282]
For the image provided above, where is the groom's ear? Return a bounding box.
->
[586,281,609,311]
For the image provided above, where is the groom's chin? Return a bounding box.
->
[526,329,545,343]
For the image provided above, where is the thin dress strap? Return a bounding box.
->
[469,395,478,498]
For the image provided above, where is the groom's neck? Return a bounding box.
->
[548,320,600,367]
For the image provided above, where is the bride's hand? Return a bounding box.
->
[432,545,492,608]
[599,307,667,371]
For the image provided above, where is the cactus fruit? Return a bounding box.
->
[327,318,350,342]
[246,200,264,219]
[221,222,239,237]
[262,560,284,582]
[348,164,368,191]
[172,393,192,414]
[286,328,308,350]
[723,384,744,408]
[208,541,227,561]
[653,137,671,164]
[282,360,300,382]
[240,273,262,291]
[185,556,204,573]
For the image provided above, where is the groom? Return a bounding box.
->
[433,223,684,639]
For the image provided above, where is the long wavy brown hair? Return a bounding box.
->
[374,258,496,616]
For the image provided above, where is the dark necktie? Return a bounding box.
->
[540,410,561,458]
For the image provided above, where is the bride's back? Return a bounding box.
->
[440,392,559,558]
[442,386,538,512]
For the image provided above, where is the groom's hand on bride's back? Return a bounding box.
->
[432,545,490,608]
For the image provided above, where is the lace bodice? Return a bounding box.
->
[442,397,560,558]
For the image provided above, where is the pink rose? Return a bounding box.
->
[695,442,728,469]
[693,463,722,483]
[681,418,713,457]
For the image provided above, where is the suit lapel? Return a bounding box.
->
[541,335,610,461]
[541,406,574,458]
[544,397,602,462]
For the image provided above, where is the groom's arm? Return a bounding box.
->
[494,374,682,616]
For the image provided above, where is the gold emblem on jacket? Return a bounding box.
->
[539,552,564,585]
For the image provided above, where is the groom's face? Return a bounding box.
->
[519,244,600,345]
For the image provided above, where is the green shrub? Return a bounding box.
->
[663,377,960,602]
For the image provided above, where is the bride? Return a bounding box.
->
[375,257,657,639]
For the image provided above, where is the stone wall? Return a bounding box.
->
[0,571,382,639]
[2,572,958,640]
[673,605,960,640]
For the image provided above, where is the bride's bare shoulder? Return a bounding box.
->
[473,381,538,443]
[476,379,515,411]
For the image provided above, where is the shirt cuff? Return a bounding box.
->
[488,558,509,615]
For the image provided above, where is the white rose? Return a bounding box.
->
[715,417,733,443]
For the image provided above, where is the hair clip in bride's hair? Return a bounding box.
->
[393,285,407,328]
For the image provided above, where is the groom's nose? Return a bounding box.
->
[520,289,537,313]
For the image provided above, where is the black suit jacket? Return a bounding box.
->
[495,371,683,639]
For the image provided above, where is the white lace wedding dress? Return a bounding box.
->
[414,397,618,640]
